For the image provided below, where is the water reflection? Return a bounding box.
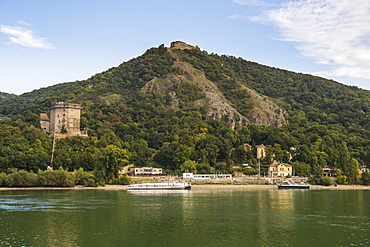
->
[0,189,369,246]
[44,210,79,246]
[127,190,191,195]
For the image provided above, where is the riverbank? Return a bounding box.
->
[1,184,370,191]
[193,184,370,190]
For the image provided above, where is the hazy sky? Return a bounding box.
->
[1,0,370,94]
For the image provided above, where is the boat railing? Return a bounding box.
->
[279,179,298,185]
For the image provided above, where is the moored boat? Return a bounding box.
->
[277,179,310,189]
[127,181,191,190]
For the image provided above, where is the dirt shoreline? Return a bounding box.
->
[1,184,370,191]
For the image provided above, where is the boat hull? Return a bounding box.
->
[126,182,191,191]
[278,185,310,189]
[127,187,190,190]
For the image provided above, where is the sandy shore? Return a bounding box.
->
[1,184,370,191]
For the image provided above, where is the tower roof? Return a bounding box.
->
[39,113,49,121]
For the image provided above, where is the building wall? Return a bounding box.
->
[49,102,86,136]
[170,41,199,50]
[133,167,162,175]
[257,144,266,159]
[39,113,50,132]
[269,163,292,177]
[40,120,50,132]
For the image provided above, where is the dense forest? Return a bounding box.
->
[0,43,369,185]
[0,91,16,101]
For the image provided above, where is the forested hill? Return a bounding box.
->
[0,92,16,101]
[0,42,369,184]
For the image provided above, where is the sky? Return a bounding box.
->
[1,0,370,95]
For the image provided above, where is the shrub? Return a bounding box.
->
[243,167,257,176]
[319,177,334,186]
[3,170,38,187]
[38,168,75,187]
[74,168,94,185]
[308,176,334,186]
[85,178,98,187]
[0,172,6,186]
[112,174,131,185]
[361,171,370,185]
[335,169,347,185]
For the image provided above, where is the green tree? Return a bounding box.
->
[232,145,247,165]
[3,170,38,187]
[94,145,130,183]
[268,144,290,163]
[114,174,131,185]
[152,142,177,170]
[74,167,95,186]
[294,145,315,165]
[37,167,75,187]
[336,169,347,185]
[173,144,193,167]
[179,160,197,173]
[344,158,359,184]
[312,165,324,178]
[360,171,370,185]
[195,162,212,174]
[337,141,351,170]
[292,161,311,177]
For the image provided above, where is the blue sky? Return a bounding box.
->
[1,0,370,95]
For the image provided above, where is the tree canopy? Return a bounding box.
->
[1,45,370,184]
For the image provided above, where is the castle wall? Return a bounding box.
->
[39,113,50,132]
[170,41,199,50]
[49,102,86,137]
[40,120,50,132]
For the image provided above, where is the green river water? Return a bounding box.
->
[0,188,369,247]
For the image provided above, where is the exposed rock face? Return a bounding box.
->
[242,86,287,127]
[141,49,287,129]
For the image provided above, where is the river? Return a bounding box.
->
[0,188,369,246]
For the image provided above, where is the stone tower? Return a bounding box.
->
[256,144,266,159]
[39,113,50,133]
[48,102,87,137]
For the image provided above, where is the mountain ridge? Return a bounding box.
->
[0,91,17,101]
[2,41,370,131]
[142,48,287,128]
[0,42,369,184]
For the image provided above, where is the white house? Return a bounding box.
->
[133,167,163,175]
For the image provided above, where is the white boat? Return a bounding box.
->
[126,181,191,190]
[277,179,310,189]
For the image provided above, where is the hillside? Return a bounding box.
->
[0,41,369,184]
[0,91,16,101]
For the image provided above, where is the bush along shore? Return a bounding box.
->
[0,167,131,188]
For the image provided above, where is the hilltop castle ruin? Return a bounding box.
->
[39,102,87,137]
[170,41,200,50]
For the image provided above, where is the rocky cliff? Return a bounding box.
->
[142,45,287,128]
